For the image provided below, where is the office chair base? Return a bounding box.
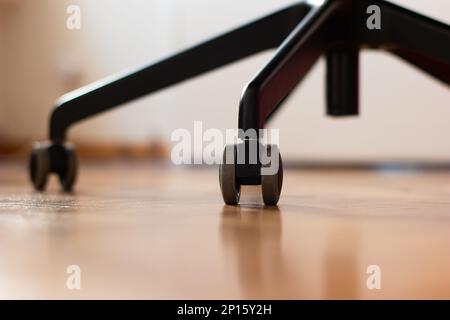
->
[29,142,78,192]
[29,0,450,206]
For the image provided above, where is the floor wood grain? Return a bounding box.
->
[0,160,450,299]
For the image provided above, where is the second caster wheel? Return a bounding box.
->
[261,144,283,206]
[219,144,241,205]
[29,142,78,192]
[29,142,51,191]
[58,144,78,192]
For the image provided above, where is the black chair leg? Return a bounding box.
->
[326,47,359,117]
[357,0,450,84]
[49,2,312,142]
[219,1,345,205]
[238,1,342,133]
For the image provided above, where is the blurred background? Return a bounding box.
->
[0,0,449,163]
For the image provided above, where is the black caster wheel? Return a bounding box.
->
[29,142,51,191]
[29,142,78,192]
[58,143,78,192]
[219,144,241,205]
[261,144,283,206]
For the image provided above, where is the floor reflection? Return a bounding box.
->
[323,220,359,299]
[220,205,286,299]
[220,204,361,299]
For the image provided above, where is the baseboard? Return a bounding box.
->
[0,140,170,160]
[1,141,450,171]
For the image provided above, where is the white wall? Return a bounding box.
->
[1,0,449,161]
[1,1,74,143]
[0,8,5,137]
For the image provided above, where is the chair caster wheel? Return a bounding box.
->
[29,142,50,191]
[261,144,283,206]
[58,144,78,192]
[219,144,241,205]
[219,143,283,206]
[29,142,78,192]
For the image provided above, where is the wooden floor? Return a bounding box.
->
[1,159,450,299]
